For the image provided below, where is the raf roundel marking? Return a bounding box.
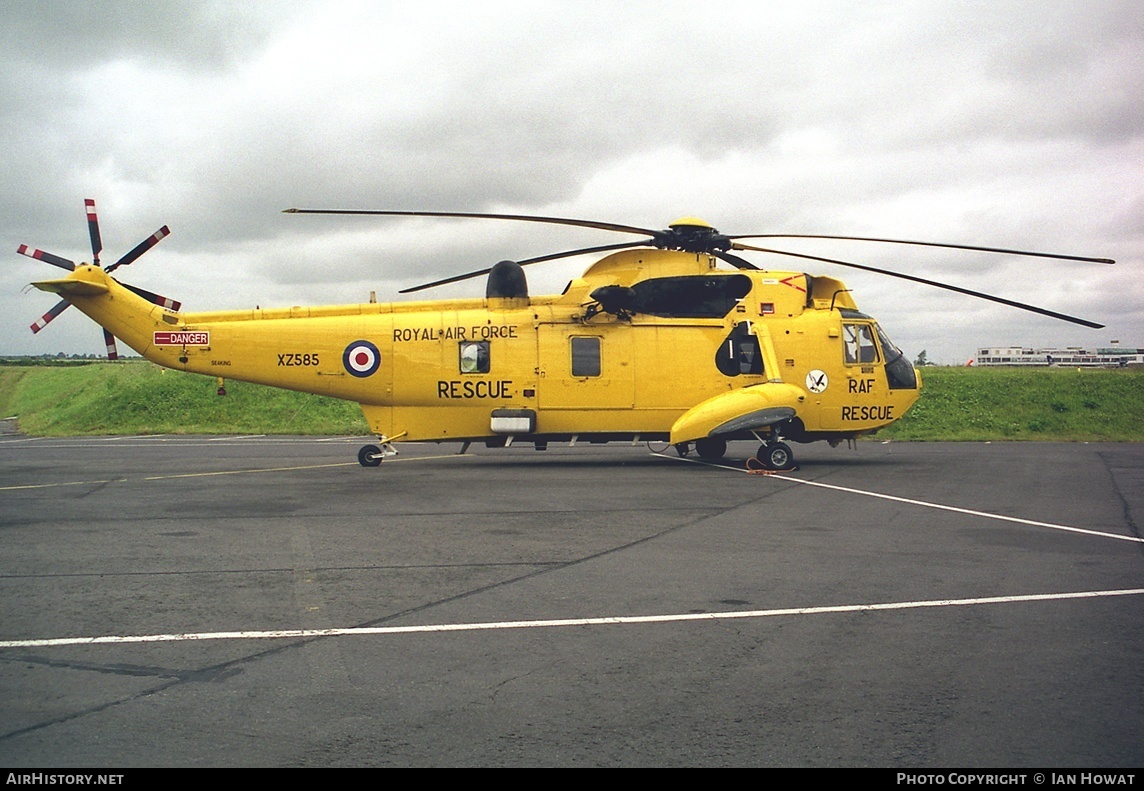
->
[806,369,828,394]
[343,340,381,378]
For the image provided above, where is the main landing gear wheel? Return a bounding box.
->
[756,441,794,471]
[358,444,383,467]
[695,437,727,461]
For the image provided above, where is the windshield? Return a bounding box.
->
[875,323,918,390]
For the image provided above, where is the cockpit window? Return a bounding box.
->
[843,323,879,364]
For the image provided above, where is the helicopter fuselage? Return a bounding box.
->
[36,248,921,452]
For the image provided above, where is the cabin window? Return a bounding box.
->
[843,323,878,364]
[570,336,601,377]
[715,322,764,377]
[459,341,490,374]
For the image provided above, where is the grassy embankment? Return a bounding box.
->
[0,360,366,436]
[1,360,1141,440]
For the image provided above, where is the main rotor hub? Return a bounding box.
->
[661,217,729,253]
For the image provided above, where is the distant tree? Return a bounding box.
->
[914,349,929,367]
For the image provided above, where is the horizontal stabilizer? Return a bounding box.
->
[32,278,110,297]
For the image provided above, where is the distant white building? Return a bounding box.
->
[974,344,1144,367]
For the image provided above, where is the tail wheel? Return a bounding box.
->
[358,444,383,467]
[757,441,794,471]
[695,437,727,461]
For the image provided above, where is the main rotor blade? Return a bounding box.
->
[120,281,182,310]
[85,199,102,266]
[17,245,75,271]
[398,241,647,294]
[713,250,759,271]
[106,226,170,273]
[729,233,1114,265]
[30,298,72,333]
[103,329,118,361]
[284,208,659,238]
[732,242,1105,329]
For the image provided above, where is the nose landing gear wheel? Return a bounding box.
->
[756,441,794,471]
[358,444,383,467]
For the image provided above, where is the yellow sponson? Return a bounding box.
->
[670,383,805,445]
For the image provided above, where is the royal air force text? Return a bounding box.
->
[395,325,518,342]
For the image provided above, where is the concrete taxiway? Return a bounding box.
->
[0,436,1141,767]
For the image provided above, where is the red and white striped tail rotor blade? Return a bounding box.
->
[30,298,72,334]
[103,329,119,361]
[107,225,170,272]
[85,199,102,266]
[17,244,75,271]
[121,281,182,311]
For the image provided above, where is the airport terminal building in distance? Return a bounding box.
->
[974,343,1144,367]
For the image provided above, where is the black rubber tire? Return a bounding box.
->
[757,441,794,470]
[358,444,383,467]
[695,437,727,461]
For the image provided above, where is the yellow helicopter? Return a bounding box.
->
[20,201,1112,470]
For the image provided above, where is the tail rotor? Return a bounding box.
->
[19,199,181,358]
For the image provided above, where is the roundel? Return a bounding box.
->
[343,340,381,378]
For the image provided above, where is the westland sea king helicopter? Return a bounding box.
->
[20,201,1113,469]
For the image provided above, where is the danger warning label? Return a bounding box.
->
[154,331,210,346]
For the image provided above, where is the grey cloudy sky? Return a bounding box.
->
[3,0,1141,363]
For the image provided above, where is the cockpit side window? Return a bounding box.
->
[843,323,879,364]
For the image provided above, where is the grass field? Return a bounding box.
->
[1,360,1141,440]
[0,361,367,436]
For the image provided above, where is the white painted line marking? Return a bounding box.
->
[142,462,358,480]
[0,478,119,492]
[2,588,1140,649]
[0,452,471,489]
[777,471,1144,543]
[209,434,266,440]
[658,453,1144,544]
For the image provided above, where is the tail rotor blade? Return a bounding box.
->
[121,281,182,310]
[85,199,102,266]
[30,299,72,333]
[103,329,118,361]
[107,226,170,273]
[17,244,75,271]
